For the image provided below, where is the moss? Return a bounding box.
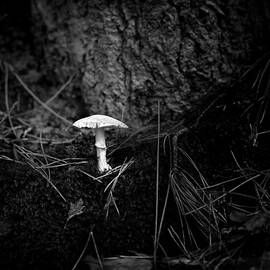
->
[0,132,167,269]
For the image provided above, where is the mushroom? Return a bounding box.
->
[73,114,128,173]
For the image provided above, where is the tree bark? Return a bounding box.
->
[31,0,270,126]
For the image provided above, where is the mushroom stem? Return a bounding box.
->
[95,127,112,173]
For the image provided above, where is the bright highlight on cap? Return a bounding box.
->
[73,114,128,173]
[73,114,128,129]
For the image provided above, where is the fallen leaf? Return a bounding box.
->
[67,198,85,223]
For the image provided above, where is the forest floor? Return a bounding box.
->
[1,2,270,268]
[1,53,270,270]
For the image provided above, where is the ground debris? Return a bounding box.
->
[84,255,152,270]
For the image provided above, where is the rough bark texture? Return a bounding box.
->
[31,0,270,126]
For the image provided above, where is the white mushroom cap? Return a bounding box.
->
[73,114,128,129]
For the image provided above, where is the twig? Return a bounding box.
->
[186,174,260,215]
[46,74,75,105]
[7,63,73,126]
[154,100,161,269]
[104,159,134,218]
[71,229,92,270]
[4,64,17,138]
[15,144,67,203]
[157,182,170,248]
[76,169,102,183]
[91,231,104,270]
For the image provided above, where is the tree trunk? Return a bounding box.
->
[1,1,270,269]
[31,0,270,126]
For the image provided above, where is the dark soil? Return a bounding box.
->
[0,130,171,269]
[1,74,270,269]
